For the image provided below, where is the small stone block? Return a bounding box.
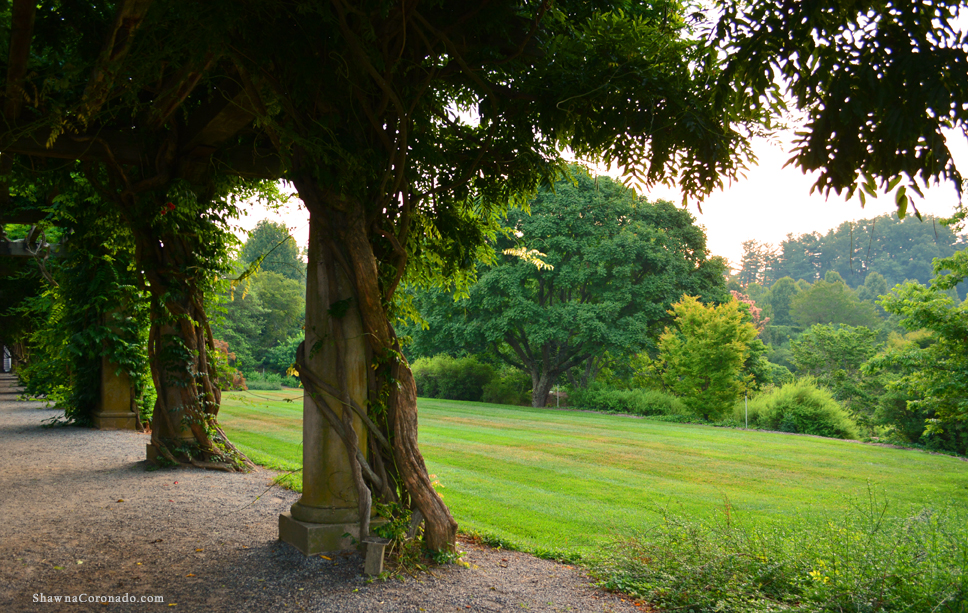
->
[363,537,390,576]
[279,512,361,555]
[93,412,137,430]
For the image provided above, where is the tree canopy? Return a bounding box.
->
[735,214,966,298]
[715,0,968,209]
[869,250,968,451]
[409,170,728,408]
[241,220,305,283]
[657,295,759,420]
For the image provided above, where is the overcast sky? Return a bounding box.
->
[635,129,968,269]
[236,129,967,271]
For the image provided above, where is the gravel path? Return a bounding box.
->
[0,374,638,613]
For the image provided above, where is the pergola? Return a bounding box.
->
[0,0,363,555]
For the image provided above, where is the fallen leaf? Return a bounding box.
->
[195,549,203,552]
[319,555,332,561]
[53,566,63,570]
[117,499,124,503]
[76,560,84,565]
[186,573,195,577]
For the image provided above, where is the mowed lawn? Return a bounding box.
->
[220,391,968,556]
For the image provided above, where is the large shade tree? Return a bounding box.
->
[411,170,729,408]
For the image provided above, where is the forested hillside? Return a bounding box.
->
[736,213,967,298]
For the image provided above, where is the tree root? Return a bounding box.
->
[189,457,236,472]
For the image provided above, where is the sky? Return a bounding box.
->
[235,129,967,272]
[632,130,968,269]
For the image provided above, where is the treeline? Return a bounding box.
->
[402,169,968,456]
[737,213,967,299]
[211,220,306,390]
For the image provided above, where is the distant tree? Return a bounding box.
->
[867,250,968,454]
[657,295,758,420]
[776,215,965,296]
[778,232,823,282]
[211,270,304,370]
[212,285,266,371]
[790,278,880,329]
[263,335,302,375]
[856,272,889,303]
[415,171,729,408]
[251,272,305,360]
[791,324,880,426]
[737,240,781,288]
[768,277,800,326]
[241,220,305,283]
[737,240,763,288]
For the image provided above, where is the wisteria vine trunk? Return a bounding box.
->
[293,176,458,552]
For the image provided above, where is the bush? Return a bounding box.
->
[765,361,795,386]
[411,355,496,401]
[482,368,531,406]
[280,374,302,388]
[593,495,968,613]
[739,379,859,439]
[263,334,301,374]
[568,384,687,417]
[243,371,283,390]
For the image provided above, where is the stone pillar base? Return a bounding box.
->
[279,512,365,554]
[93,411,138,430]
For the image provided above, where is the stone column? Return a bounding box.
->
[93,355,138,429]
[279,215,370,554]
[92,310,139,430]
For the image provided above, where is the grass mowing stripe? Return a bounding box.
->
[219,392,968,559]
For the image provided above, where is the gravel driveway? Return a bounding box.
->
[0,374,638,613]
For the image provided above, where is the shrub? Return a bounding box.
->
[263,334,301,374]
[482,368,531,406]
[411,355,496,401]
[739,379,859,439]
[568,384,687,417]
[593,496,968,613]
[243,371,283,391]
[280,374,302,389]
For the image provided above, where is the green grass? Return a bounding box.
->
[219,393,968,558]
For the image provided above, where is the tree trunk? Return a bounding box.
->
[132,214,250,471]
[79,145,250,470]
[531,371,556,408]
[294,177,458,551]
[145,291,242,470]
